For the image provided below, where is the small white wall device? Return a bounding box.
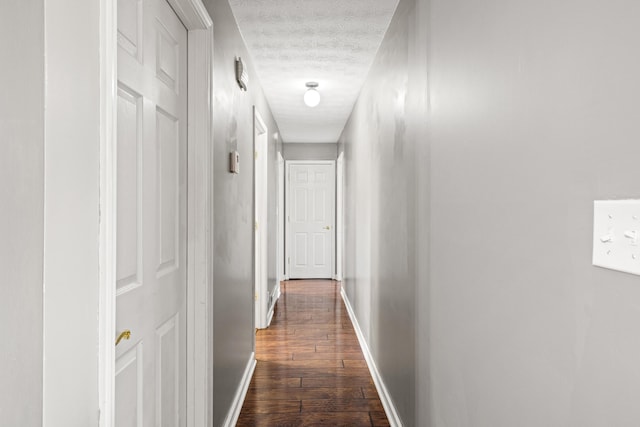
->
[593,199,640,275]
[235,57,248,91]
[229,151,240,174]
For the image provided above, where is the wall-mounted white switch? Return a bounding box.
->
[593,200,640,276]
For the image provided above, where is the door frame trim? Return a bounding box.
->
[253,107,269,330]
[277,152,285,282]
[98,1,214,427]
[285,160,336,280]
[335,152,344,281]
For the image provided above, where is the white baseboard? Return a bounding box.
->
[340,288,404,427]
[222,352,256,427]
[266,282,281,327]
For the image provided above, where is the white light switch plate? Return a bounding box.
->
[593,200,640,276]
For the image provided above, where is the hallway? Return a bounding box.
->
[238,280,390,426]
[6,0,640,425]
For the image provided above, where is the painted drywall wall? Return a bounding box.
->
[42,0,102,425]
[0,1,44,425]
[429,0,640,426]
[337,0,429,424]
[203,0,282,424]
[341,0,640,424]
[283,142,338,160]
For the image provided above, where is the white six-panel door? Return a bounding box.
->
[286,162,335,279]
[115,0,187,425]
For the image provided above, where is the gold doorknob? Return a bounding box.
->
[323,226,331,230]
[115,329,131,346]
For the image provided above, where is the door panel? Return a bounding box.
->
[116,0,187,425]
[288,163,335,279]
[115,343,144,427]
[156,107,179,276]
[313,233,327,266]
[313,189,326,222]
[294,233,308,267]
[116,86,143,294]
[155,315,179,427]
[295,187,307,221]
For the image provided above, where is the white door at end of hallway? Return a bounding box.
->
[287,162,335,279]
[115,0,187,425]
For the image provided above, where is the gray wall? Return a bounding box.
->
[342,0,640,425]
[43,0,102,424]
[0,1,44,425]
[283,142,337,160]
[204,0,282,424]
[430,0,640,425]
[337,0,429,424]
[1,0,102,425]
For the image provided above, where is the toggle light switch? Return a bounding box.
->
[600,232,614,243]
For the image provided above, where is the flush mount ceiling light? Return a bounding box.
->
[303,82,320,107]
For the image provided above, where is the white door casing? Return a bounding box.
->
[286,161,336,279]
[100,1,212,427]
[254,108,268,329]
[277,152,285,281]
[336,152,344,281]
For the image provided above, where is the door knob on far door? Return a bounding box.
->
[323,226,331,230]
[115,329,131,346]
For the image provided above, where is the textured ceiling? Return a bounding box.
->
[229,0,399,143]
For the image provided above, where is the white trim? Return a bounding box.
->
[186,19,214,427]
[335,152,344,281]
[222,353,257,427]
[98,0,118,425]
[167,0,213,29]
[285,160,336,279]
[341,288,404,427]
[277,152,285,282]
[266,281,281,327]
[254,107,269,330]
[99,1,213,427]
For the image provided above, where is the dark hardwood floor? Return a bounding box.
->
[237,280,390,427]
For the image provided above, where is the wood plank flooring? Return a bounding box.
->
[237,280,390,427]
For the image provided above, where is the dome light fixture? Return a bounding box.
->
[303,82,320,107]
